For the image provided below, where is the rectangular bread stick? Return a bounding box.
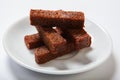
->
[34,42,75,64]
[24,33,44,49]
[24,28,62,49]
[58,27,91,50]
[35,26,67,54]
[30,9,84,28]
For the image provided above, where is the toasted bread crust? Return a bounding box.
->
[30,9,84,28]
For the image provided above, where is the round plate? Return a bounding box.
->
[2,17,112,75]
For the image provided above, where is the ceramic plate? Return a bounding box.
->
[2,17,112,75]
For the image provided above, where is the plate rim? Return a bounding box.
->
[2,17,113,75]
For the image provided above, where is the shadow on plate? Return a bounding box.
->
[71,47,93,64]
[7,51,116,80]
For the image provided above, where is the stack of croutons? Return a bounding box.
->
[24,9,91,64]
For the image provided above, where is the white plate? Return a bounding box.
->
[2,17,112,75]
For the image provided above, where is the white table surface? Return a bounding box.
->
[0,0,120,80]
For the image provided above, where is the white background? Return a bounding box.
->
[0,0,120,80]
